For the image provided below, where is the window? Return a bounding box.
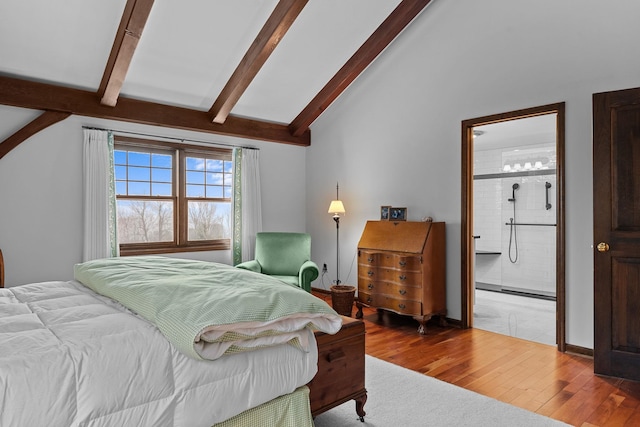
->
[114,137,233,255]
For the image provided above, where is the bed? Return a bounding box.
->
[0,256,342,426]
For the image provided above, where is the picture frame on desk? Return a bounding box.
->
[380,206,391,221]
[390,207,407,221]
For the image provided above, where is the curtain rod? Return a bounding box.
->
[81,126,259,151]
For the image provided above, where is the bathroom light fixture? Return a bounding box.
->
[502,157,553,173]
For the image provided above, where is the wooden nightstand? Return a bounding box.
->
[307,315,367,421]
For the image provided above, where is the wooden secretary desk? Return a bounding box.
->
[355,220,446,334]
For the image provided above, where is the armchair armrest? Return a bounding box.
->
[235,260,262,273]
[298,260,319,293]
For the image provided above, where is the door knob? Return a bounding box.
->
[597,242,610,252]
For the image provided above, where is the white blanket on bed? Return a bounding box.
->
[0,281,318,427]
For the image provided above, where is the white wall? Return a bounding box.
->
[306,0,640,349]
[474,144,557,297]
[0,109,307,286]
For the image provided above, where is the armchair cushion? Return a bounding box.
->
[236,232,319,293]
[255,232,311,276]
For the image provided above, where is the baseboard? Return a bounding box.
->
[311,287,331,295]
[565,344,593,357]
[445,317,462,328]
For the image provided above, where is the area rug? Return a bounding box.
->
[313,355,569,427]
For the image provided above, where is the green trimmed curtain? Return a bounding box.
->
[232,148,262,265]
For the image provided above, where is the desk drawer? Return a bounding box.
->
[375,268,421,286]
[358,291,422,316]
[359,280,421,301]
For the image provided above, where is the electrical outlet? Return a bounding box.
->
[322,263,327,273]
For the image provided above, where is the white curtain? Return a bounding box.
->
[232,148,262,264]
[82,129,118,261]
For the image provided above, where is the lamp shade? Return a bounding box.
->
[328,200,345,215]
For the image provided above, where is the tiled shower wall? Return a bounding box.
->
[473,143,556,297]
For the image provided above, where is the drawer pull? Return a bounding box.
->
[368,270,374,277]
[399,275,406,281]
[367,296,372,304]
[398,303,406,309]
[368,283,374,290]
[367,257,374,263]
[399,261,406,267]
[399,289,407,295]
[326,350,346,362]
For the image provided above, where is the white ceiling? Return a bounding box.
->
[473,114,558,151]
[0,0,401,125]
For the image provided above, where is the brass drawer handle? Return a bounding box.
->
[368,283,374,290]
[399,261,406,267]
[326,350,346,362]
[368,257,374,262]
[368,270,374,277]
[367,296,372,304]
[399,275,406,281]
[399,289,406,295]
[399,303,406,309]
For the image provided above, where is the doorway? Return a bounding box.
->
[461,103,566,351]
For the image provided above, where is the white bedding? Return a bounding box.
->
[0,280,318,426]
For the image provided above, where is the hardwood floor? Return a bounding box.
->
[315,292,640,427]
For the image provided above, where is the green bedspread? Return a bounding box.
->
[74,256,342,360]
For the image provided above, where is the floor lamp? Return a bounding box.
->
[328,183,345,285]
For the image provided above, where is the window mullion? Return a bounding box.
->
[176,148,185,246]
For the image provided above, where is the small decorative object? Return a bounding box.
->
[330,284,356,317]
[380,206,391,221]
[422,216,433,222]
[390,207,407,221]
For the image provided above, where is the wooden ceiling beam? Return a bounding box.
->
[0,110,71,159]
[209,0,308,124]
[98,0,155,107]
[0,76,310,146]
[288,0,433,136]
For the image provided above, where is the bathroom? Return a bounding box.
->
[472,114,557,346]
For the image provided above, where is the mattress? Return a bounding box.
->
[0,280,319,426]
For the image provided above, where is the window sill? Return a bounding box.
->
[120,242,230,257]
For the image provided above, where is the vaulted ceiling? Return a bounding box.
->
[0,0,433,158]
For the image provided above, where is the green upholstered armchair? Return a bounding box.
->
[235,232,319,292]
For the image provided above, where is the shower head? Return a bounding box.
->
[508,183,520,202]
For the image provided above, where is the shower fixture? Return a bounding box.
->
[545,182,552,210]
[508,183,519,202]
[508,182,519,263]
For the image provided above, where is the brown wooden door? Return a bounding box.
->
[593,87,640,380]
